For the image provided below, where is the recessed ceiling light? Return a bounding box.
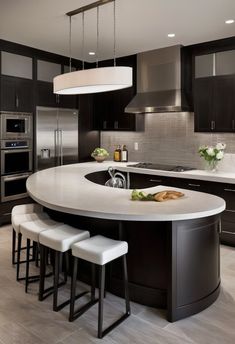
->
[168,33,175,38]
[225,19,234,24]
[89,51,96,55]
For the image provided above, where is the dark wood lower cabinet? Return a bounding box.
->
[129,172,235,246]
[46,210,221,322]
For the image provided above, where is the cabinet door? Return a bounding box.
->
[0,76,17,111]
[36,81,58,107]
[16,79,33,112]
[214,75,235,132]
[194,77,214,132]
[58,94,78,109]
[0,76,33,112]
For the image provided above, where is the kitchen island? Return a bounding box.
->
[26,162,225,322]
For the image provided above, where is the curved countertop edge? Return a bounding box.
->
[27,188,226,221]
[26,162,226,222]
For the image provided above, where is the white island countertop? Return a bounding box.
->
[26,162,225,222]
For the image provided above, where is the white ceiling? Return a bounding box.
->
[0,0,235,62]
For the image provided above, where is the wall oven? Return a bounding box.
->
[1,172,31,202]
[0,112,32,139]
[1,140,32,175]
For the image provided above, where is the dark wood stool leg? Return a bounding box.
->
[39,244,46,301]
[16,233,22,281]
[69,256,78,321]
[25,238,31,293]
[12,229,16,265]
[98,265,105,339]
[123,255,131,314]
[53,251,60,311]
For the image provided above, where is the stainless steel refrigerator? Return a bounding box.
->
[35,106,79,171]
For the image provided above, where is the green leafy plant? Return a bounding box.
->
[91,147,109,158]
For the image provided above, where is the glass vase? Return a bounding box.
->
[204,160,219,172]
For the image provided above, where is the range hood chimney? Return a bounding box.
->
[125,45,190,114]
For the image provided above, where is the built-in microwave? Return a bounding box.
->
[0,112,32,139]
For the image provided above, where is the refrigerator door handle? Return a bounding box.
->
[58,129,63,165]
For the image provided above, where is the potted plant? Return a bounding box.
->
[91,148,109,163]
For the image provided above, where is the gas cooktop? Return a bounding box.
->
[127,163,196,172]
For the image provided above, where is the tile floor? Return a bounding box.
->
[0,224,235,344]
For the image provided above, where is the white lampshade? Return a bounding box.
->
[53,66,133,94]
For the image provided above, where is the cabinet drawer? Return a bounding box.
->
[130,173,175,189]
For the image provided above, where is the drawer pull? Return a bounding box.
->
[149,179,162,183]
[188,183,200,187]
[224,188,235,192]
[225,209,235,213]
[221,230,235,235]
[3,212,11,216]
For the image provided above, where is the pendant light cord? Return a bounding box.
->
[113,0,116,67]
[96,6,99,68]
[69,16,72,72]
[82,12,85,70]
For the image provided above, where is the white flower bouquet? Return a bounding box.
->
[198,143,226,171]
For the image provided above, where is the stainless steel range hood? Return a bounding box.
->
[125,45,190,114]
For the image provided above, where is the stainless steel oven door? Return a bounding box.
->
[1,172,31,202]
[1,149,32,175]
[0,113,32,139]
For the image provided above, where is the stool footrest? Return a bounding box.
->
[100,312,130,339]
[69,298,99,322]
[39,279,66,301]
[54,290,89,312]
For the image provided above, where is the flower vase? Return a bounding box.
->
[204,160,219,172]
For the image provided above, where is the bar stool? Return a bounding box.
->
[20,218,64,293]
[11,203,49,281]
[39,226,90,311]
[70,235,130,339]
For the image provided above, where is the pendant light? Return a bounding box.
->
[53,0,133,95]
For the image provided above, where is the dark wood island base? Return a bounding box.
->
[48,210,221,322]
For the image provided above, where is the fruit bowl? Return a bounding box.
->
[91,148,109,163]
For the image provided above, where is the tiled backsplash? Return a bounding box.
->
[101,113,235,169]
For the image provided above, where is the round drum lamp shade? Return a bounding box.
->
[53,66,133,94]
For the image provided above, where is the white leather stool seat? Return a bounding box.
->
[72,235,128,266]
[12,212,49,234]
[39,225,90,252]
[12,203,43,218]
[20,218,63,243]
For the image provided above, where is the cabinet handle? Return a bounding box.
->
[114,121,118,129]
[224,188,235,192]
[15,95,19,108]
[56,94,60,104]
[225,209,235,213]
[232,120,235,130]
[210,120,215,130]
[188,183,201,187]
[103,121,107,129]
[149,179,162,183]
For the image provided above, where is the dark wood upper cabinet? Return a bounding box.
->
[36,81,77,109]
[92,54,144,131]
[0,75,33,112]
[213,75,235,132]
[194,75,235,132]
[194,77,214,132]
